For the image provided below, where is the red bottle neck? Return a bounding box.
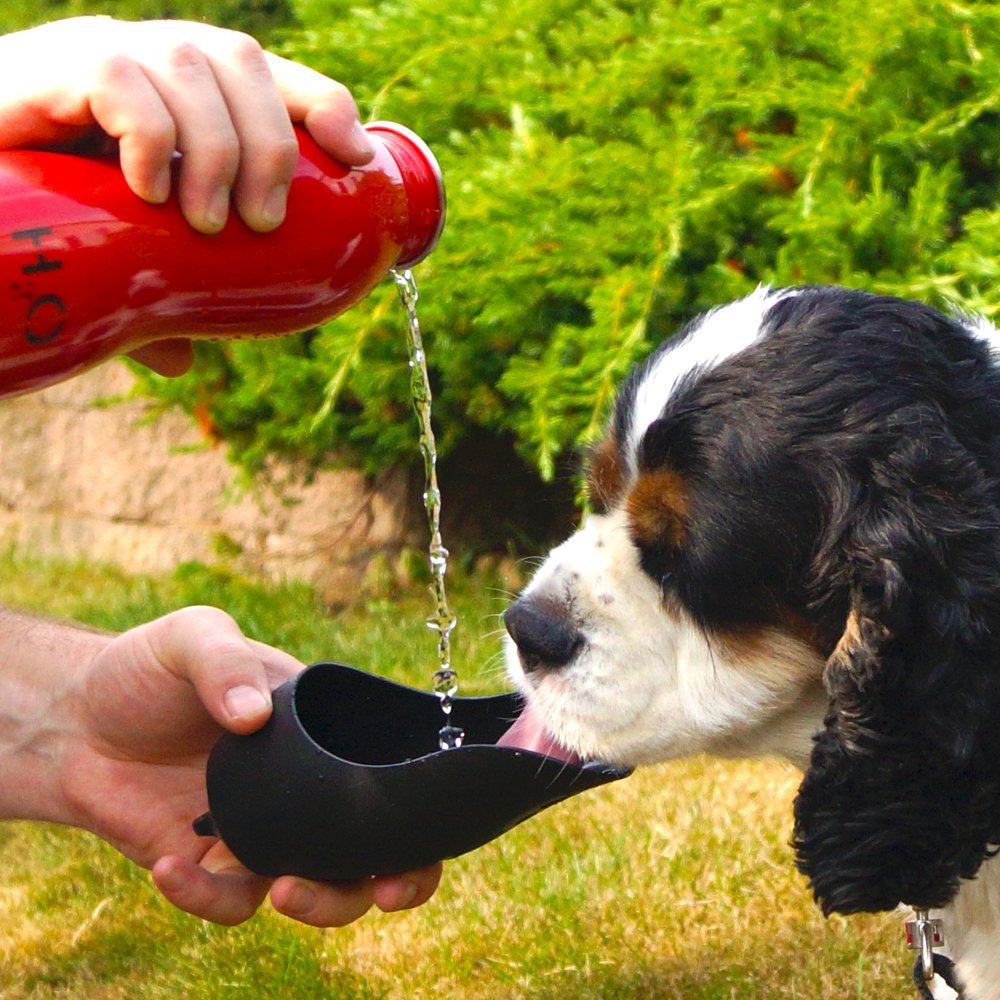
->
[365,122,446,268]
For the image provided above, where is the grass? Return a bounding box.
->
[0,551,911,998]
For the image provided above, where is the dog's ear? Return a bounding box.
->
[793,427,1000,916]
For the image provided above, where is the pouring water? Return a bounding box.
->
[392,268,464,750]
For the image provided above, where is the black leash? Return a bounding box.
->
[911,953,967,999]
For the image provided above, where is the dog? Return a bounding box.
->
[500,285,1000,999]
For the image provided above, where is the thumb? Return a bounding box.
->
[144,606,274,733]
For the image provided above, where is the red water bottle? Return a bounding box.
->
[0,122,445,399]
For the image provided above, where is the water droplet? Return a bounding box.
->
[433,668,459,697]
[438,725,465,750]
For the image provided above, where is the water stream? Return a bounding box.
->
[392,268,464,750]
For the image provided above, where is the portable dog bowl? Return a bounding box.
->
[193,662,632,881]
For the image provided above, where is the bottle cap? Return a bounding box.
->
[366,122,446,268]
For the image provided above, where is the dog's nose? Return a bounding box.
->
[504,598,584,672]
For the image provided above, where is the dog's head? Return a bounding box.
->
[503,285,1000,915]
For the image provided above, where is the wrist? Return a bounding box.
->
[0,608,112,826]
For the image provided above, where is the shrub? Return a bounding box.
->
[14,0,1000,486]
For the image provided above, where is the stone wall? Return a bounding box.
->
[0,362,418,604]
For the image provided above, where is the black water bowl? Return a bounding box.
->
[193,662,631,881]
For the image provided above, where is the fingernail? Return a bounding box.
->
[150,165,172,204]
[397,881,419,908]
[203,188,230,233]
[260,183,289,230]
[350,120,375,162]
[282,882,317,916]
[223,685,270,722]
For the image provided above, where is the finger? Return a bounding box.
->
[87,55,177,205]
[269,875,374,928]
[126,338,195,376]
[145,606,273,733]
[372,863,443,912]
[153,854,270,926]
[197,33,300,232]
[140,40,242,234]
[263,52,375,166]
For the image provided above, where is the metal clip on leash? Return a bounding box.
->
[906,910,943,984]
[906,910,966,999]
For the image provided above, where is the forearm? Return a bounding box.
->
[0,607,111,823]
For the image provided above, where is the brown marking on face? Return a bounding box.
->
[586,436,627,513]
[711,624,827,689]
[625,468,688,550]
[778,607,829,656]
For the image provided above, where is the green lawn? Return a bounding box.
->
[0,553,910,998]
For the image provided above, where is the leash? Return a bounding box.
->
[911,954,966,1000]
[906,911,968,999]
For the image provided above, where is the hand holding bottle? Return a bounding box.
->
[0,16,375,234]
[0,19,443,391]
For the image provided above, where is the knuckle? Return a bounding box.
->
[163,606,243,654]
[195,134,241,181]
[93,51,139,85]
[326,79,353,104]
[133,116,177,155]
[257,134,300,181]
[222,30,267,66]
[171,604,235,629]
[321,80,358,118]
[164,40,211,74]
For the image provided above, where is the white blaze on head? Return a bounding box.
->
[503,285,832,769]
[626,286,796,470]
[961,310,1000,366]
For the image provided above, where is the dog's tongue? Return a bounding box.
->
[497,701,581,764]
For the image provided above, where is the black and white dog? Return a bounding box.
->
[501,286,1000,999]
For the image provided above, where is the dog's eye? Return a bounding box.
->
[589,485,610,516]
[636,542,677,591]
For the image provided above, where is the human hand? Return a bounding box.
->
[58,606,441,926]
[0,17,374,234]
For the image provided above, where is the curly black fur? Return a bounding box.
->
[792,434,1000,913]
[777,292,1000,914]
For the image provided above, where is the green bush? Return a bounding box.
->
[12,0,1000,485]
